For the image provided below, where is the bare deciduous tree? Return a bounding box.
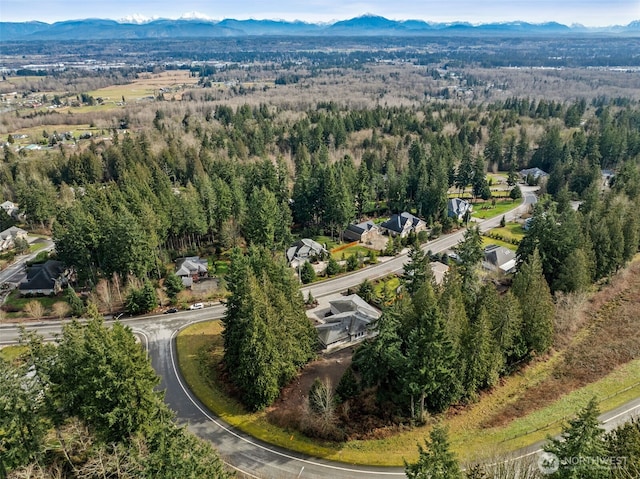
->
[51,301,71,320]
[24,300,45,320]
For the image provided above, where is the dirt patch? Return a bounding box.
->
[483,258,640,428]
[269,348,354,412]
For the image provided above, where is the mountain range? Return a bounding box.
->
[2,15,639,41]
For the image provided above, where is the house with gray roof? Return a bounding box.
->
[315,294,381,351]
[380,212,427,238]
[286,239,328,268]
[520,167,549,182]
[175,256,209,288]
[483,244,517,273]
[447,198,472,221]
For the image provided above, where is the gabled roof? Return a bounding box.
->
[0,226,26,240]
[520,167,549,179]
[447,198,472,218]
[175,256,208,276]
[346,220,378,235]
[316,310,374,348]
[19,260,65,291]
[380,212,425,234]
[483,244,516,273]
[286,238,327,263]
[330,294,381,319]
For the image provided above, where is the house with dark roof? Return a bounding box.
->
[175,256,209,288]
[379,212,427,238]
[0,226,27,251]
[19,260,70,295]
[343,220,380,243]
[447,198,472,221]
[315,294,381,351]
[483,244,517,273]
[286,239,328,268]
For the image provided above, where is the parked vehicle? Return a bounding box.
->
[164,307,179,314]
[189,303,204,310]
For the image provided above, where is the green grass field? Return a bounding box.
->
[472,200,518,220]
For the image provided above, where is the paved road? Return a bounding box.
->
[13,187,637,479]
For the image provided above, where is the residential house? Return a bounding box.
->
[343,220,380,243]
[175,256,209,288]
[0,201,19,218]
[286,239,328,268]
[483,244,517,273]
[0,226,27,251]
[315,294,381,351]
[379,212,427,238]
[519,167,549,182]
[19,260,71,295]
[447,198,472,221]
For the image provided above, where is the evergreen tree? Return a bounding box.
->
[335,367,360,403]
[544,398,609,479]
[405,425,463,479]
[0,358,47,473]
[402,243,432,296]
[326,256,341,276]
[300,260,316,284]
[405,283,459,415]
[222,248,316,411]
[454,226,484,297]
[606,418,640,479]
[512,249,554,356]
[164,272,184,298]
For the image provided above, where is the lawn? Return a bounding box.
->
[471,200,518,220]
[313,235,340,251]
[330,244,376,261]
[176,320,640,466]
[488,222,525,242]
[4,289,62,315]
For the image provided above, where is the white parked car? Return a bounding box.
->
[189,303,204,310]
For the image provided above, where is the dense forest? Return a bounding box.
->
[2,98,638,284]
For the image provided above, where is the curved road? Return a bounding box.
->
[10,188,639,478]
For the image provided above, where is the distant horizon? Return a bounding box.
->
[2,0,639,28]
[4,14,640,28]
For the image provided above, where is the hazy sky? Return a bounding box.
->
[2,0,639,26]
